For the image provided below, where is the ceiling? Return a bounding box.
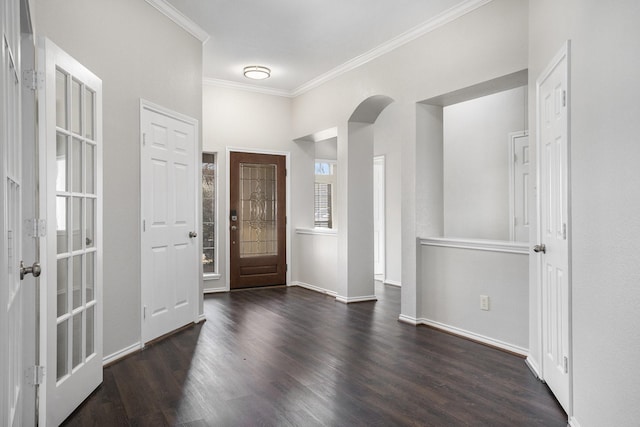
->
[162,0,474,96]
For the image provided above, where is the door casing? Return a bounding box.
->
[225,147,291,290]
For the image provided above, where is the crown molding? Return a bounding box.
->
[202,78,293,98]
[291,0,493,97]
[145,0,210,43]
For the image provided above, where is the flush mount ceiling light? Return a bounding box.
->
[243,65,271,80]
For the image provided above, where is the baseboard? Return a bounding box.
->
[525,356,542,379]
[335,294,378,304]
[568,416,581,427]
[103,342,142,367]
[418,318,528,357]
[195,314,206,323]
[204,287,227,294]
[384,279,402,287]
[290,281,337,297]
[398,314,419,325]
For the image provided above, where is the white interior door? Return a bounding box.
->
[509,131,530,242]
[38,37,103,426]
[536,42,571,413]
[373,156,385,278]
[141,101,199,344]
[1,1,26,424]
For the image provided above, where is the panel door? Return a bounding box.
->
[538,44,571,413]
[229,152,286,289]
[1,0,26,424]
[141,103,199,344]
[38,37,103,426]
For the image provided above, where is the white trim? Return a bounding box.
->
[102,342,142,366]
[144,0,210,43]
[525,357,542,379]
[204,287,226,294]
[418,318,528,356]
[291,0,493,96]
[203,77,292,98]
[225,147,292,290]
[290,281,338,297]
[568,417,582,427]
[420,237,530,254]
[203,273,221,281]
[195,314,206,324]
[373,155,386,279]
[398,314,419,326]
[336,295,378,304]
[384,279,402,287]
[295,227,337,236]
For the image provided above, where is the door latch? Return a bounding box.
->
[533,244,546,254]
[20,261,42,280]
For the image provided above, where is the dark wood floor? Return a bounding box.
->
[62,283,567,426]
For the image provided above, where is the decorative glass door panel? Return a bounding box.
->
[230,152,286,289]
[239,163,277,258]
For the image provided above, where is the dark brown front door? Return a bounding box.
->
[230,152,286,289]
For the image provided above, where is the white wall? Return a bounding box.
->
[443,86,527,240]
[293,229,338,295]
[202,84,305,290]
[34,0,203,357]
[292,0,528,318]
[529,1,640,425]
[420,240,529,353]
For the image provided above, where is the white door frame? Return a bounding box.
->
[225,147,291,290]
[535,40,573,415]
[373,155,385,279]
[139,99,201,343]
[508,130,529,241]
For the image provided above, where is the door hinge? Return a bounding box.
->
[513,152,517,163]
[143,219,146,232]
[22,70,44,91]
[26,365,45,386]
[143,305,147,320]
[563,356,569,374]
[562,223,567,240]
[286,264,288,272]
[142,133,147,146]
[285,169,288,177]
[24,218,47,238]
[562,90,567,107]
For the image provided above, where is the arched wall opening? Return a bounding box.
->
[336,95,394,303]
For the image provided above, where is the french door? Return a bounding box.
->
[38,37,103,426]
[229,152,286,289]
[1,0,27,424]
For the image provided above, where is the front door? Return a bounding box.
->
[537,42,571,413]
[229,152,286,289]
[38,37,103,425]
[140,102,199,344]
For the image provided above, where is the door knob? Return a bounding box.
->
[231,225,237,231]
[533,244,546,254]
[20,261,41,280]
[189,231,198,238]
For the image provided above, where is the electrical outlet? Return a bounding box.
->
[480,295,490,311]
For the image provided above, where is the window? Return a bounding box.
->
[314,160,337,228]
[202,153,216,274]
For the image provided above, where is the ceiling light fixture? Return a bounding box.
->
[243,65,271,80]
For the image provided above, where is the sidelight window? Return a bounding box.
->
[202,153,217,274]
[314,160,336,228]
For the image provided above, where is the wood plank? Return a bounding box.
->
[62,283,566,426]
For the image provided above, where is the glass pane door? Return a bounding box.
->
[54,67,97,381]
